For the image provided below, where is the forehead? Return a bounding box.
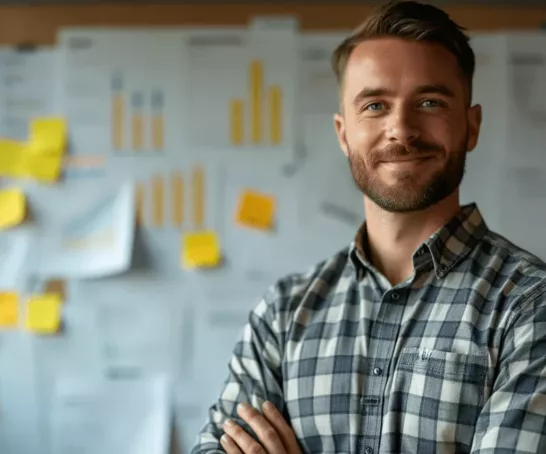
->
[343,37,465,98]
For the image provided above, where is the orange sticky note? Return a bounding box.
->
[0,292,19,328]
[0,188,25,229]
[182,231,221,269]
[236,190,276,230]
[25,293,62,334]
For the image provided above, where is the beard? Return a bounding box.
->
[347,134,468,213]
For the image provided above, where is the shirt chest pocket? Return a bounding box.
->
[386,347,488,452]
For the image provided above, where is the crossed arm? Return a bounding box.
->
[191,284,546,454]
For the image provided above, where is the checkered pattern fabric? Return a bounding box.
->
[192,204,546,454]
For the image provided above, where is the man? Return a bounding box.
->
[192,1,546,453]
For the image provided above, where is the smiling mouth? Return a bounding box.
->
[381,156,434,168]
[383,156,432,164]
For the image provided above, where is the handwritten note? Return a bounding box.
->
[0,188,25,229]
[236,189,276,230]
[182,231,221,269]
[25,293,62,334]
[0,292,19,328]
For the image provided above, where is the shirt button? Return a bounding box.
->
[391,292,399,301]
[417,247,425,256]
[373,367,383,376]
[365,447,374,454]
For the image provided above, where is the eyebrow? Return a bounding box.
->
[352,84,455,108]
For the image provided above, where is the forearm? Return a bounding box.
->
[191,296,286,454]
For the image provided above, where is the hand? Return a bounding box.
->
[220,401,302,454]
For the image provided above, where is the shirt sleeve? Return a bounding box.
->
[471,282,546,453]
[190,288,286,454]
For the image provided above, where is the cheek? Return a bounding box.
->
[347,117,382,149]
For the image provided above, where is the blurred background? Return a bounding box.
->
[0,1,545,453]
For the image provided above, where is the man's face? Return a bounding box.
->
[334,38,482,212]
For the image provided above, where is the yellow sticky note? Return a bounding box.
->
[22,144,64,182]
[0,188,25,229]
[0,292,19,328]
[0,117,66,183]
[182,231,221,269]
[0,139,27,177]
[25,294,62,334]
[30,117,67,153]
[236,190,276,230]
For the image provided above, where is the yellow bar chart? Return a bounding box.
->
[110,74,165,152]
[131,92,145,151]
[152,175,164,227]
[229,60,283,147]
[269,86,282,145]
[230,100,244,146]
[192,166,205,230]
[136,167,205,230]
[250,60,263,144]
[151,90,164,151]
[171,172,184,228]
[111,73,124,151]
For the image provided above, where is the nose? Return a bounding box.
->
[386,105,421,144]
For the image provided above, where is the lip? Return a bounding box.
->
[383,155,434,162]
[381,156,434,165]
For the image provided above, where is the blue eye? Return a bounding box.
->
[421,99,443,108]
[365,102,384,111]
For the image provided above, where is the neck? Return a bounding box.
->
[363,191,461,285]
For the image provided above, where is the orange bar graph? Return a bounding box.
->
[152,175,164,227]
[112,95,124,150]
[250,60,263,144]
[269,86,282,145]
[136,182,145,226]
[132,115,144,151]
[172,172,183,228]
[152,116,164,150]
[230,99,244,145]
[151,90,164,151]
[111,74,124,151]
[192,166,204,230]
[131,92,144,151]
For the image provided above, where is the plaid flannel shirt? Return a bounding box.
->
[192,204,546,454]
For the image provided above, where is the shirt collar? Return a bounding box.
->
[349,203,489,280]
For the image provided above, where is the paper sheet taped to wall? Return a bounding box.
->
[31,182,135,278]
[49,375,171,454]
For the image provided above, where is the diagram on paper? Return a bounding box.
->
[186,28,297,155]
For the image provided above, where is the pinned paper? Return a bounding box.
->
[0,188,26,229]
[182,231,221,269]
[25,293,62,334]
[0,292,19,328]
[236,189,276,230]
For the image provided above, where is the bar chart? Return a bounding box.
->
[110,72,165,153]
[135,166,205,229]
[228,60,283,147]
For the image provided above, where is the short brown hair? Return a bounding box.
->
[332,0,475,100]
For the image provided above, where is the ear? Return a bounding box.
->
[334,112,350,157]
[466,104,482,152]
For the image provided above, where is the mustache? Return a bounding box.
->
[373,141,443,162]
